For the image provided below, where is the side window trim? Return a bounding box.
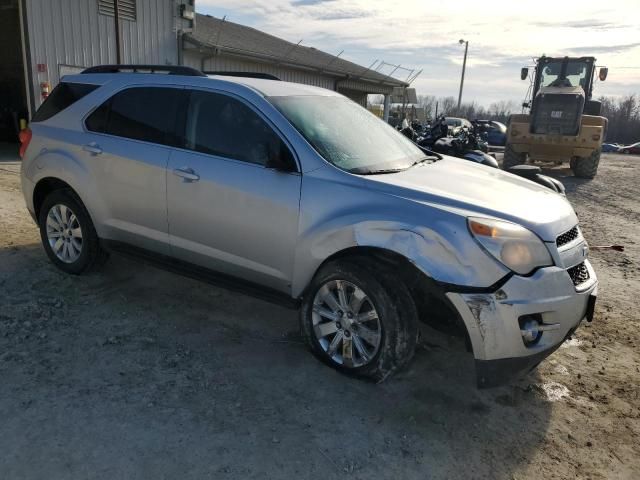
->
[82,84,186,148]
[181,87,300,173]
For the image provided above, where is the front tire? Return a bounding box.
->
[38,189,108,274]
[571,149,600,179]
[502,144,527,169]
[300,258,418,381]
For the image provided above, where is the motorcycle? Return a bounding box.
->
[413,116,565,194]
[430,125,498,168]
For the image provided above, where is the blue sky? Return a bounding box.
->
[197,0,640,106]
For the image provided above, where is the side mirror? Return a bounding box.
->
[599,67,608,81]
[520,67,529,80]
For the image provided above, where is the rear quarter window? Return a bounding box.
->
[32,82,99,122]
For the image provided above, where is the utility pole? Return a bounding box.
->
[114,0,122,64]
[457,39,468,111]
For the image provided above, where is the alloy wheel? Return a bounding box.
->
[311,279,382,368]
[46,204,83,263]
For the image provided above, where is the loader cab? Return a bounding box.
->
[532,56,597,100]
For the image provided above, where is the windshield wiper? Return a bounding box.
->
[414,146,443,162]
[410,155,439,168]
[363,168,408,175]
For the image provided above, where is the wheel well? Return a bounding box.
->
[33,178,75,219]
[317,247,467,337]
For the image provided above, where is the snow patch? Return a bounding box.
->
[539,382,570,402]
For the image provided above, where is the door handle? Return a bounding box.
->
[173,167,200,182]
[82,143,102,155]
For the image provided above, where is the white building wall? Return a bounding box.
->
[183,51,336,91]
[25,0,188,110]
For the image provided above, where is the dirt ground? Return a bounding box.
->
[1,151,638,479]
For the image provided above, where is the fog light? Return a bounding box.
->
[521,320,540,343]
[519,314,543,346]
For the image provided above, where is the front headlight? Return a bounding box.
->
[468,217,553,275]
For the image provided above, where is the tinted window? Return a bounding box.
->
[32,82,99,122]
[87,87,185,146]
[85,102,109,133]
[185,90,292,167]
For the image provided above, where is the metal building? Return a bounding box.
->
[1,1,409,144]
[0,0,194,142]
[182,14,408,113]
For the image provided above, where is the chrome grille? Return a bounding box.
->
[556,226,579,247]
[567,262,590,286]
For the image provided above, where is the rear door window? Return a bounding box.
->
[32,82,99,122]
[86,87,186,146]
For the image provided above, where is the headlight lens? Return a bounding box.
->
[468,217,553,275]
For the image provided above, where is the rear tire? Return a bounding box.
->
[571,149,600,179]
[502,144,527,169]
[300,258,418,382]
[38,189,109,274]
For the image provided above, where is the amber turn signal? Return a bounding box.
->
[469,220,498,237]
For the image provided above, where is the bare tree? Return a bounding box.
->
[417,95,437,118]
[439,96,456,116]
[598,94,640,143]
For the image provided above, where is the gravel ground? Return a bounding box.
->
[0,152,638,479]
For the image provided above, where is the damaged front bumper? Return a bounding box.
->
[446,260,598,388]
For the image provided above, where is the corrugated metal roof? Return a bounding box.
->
[186,14,407,87]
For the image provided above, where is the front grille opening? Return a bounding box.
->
[531,93,584,136]
[556,226,579,247]
[567,262,590,286]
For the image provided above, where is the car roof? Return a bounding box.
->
[62,72,340,98]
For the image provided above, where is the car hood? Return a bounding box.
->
[362,156,577,241]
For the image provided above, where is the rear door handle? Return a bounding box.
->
[173,167,200,182]
[82,143,102,155]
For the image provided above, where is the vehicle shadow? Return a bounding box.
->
[0,243,552,480]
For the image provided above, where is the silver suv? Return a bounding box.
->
[20,65,598,387]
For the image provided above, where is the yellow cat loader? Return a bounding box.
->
[504,56,609,178]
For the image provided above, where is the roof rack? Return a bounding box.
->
[205,71,281,81]
[81,65,206,76]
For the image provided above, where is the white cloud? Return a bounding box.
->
[197,0,640,104]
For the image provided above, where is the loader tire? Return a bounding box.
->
[502,144,526,169]
[571,149,600,179]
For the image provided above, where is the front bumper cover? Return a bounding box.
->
[474,323,579,388]
[446,261,597,388]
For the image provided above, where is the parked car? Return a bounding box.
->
[601,143,621,153]
[620,142,640,155]
[443,116,473,131]
[485,121,507,146]
[19,65,598,388]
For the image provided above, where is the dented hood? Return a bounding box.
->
[362,156,577,241]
